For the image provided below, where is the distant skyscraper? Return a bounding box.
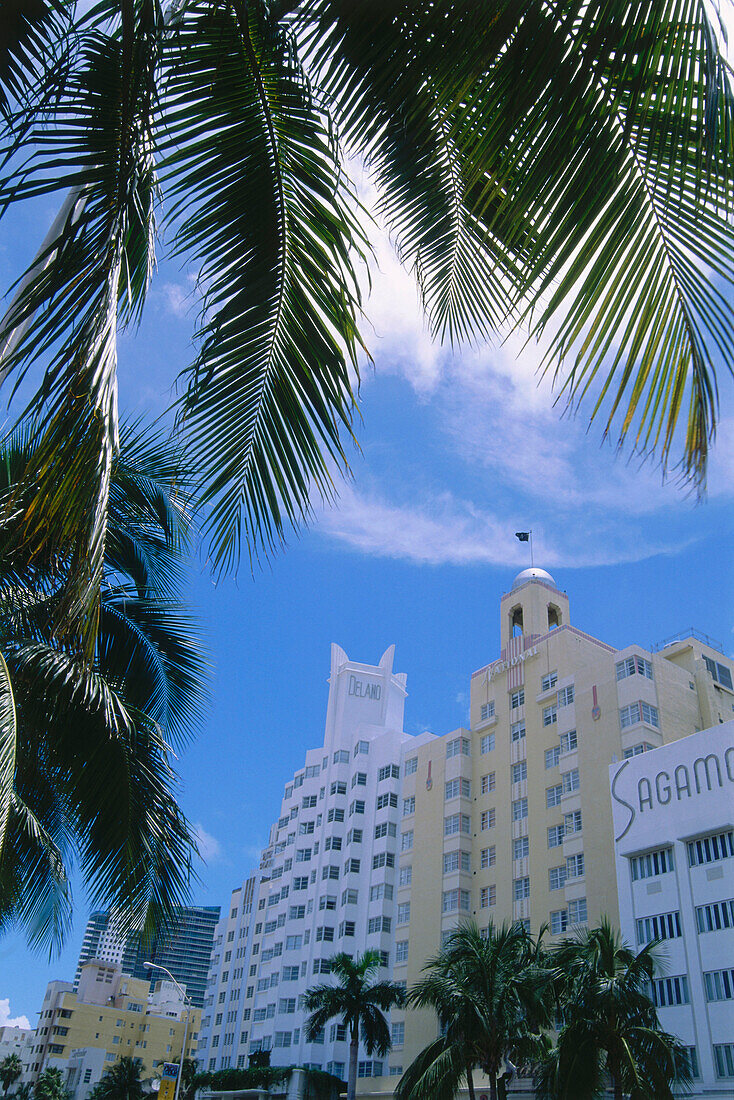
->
[75,906,220,1008]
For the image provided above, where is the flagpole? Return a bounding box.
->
[530,529,534,567]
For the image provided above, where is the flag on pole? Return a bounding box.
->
[515,531,530,542]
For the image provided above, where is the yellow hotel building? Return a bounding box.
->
[30,961,200,1098]
[372,567,733,1096]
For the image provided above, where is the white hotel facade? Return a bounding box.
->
[612,721,734,1098]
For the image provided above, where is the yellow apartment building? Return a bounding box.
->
[30,961,200,1098]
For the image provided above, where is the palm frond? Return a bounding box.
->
[162,0,368,572]
[0,651,16,857]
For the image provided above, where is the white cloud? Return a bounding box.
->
[194,823,224,865]
[316,481,692,569]
[0,997,31,1030]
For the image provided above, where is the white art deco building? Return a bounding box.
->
[611,720,734,1098]
[198,645,437,1081]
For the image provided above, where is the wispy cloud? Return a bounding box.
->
[0,997,30,1029]
[194,823,225,866]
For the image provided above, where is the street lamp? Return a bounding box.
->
[143,962,191,1100]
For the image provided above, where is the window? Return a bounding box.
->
[339,920,355,937]
[512,761,527,783]
[560,729,577,753]
[391,1022,405,1047]
[325,835,342,851]
[342,888,358,905]
[370,883,393,901]
[401,830,414,851]
[399,865,412,886]
[630,848,673,881]
[344,858,360,874]
[480,701,495,721]
[620,701,659,729]
[357,1062,383,1078]
[549,866,566,890]
[623,742,654,758]
[368,916,391,934]
[442,889,470,912]
[312,959,332,974]
[285,935,302,950]
[351,772,367,788]
[378,764,400,781]
[395,940,409,963]
[296,847,311,862]
[389,1066,403,1077]
[333,749,350,764]
[374,822,397,839]
[445,813,471,835]
[564,809,582,835]
[704,968,734,1002]
[511,721,526,741]
[480,885,496,908]
[541,671,558,692]
[322,865,340,881]
[714,1045,734,1079]
[513,877,530,900]
[562,768,580,794]
[330,781,347,796]
[480,733,495,754]
[550,909,568,934]
[695,897,734,932]
[349,799,365,816]
[652,976,690,1007]
[545,746,560,769]
[294,875,309,890]
[636,911,682,944]
[703,654,733,690]
[354,740,369,756]
[404,756,418,775]
[687,830,734,867]
[481,846,495,868]
[372,852,395,869]
[403,796,415,816]
[511,690,525,709]
[443,850,470,873]
[445,778,471,800]
[481,772,496,794]
[548,825,564,847]
[481,808,496,830]
[513,836,529,859]
[566,853,584,879]
[446,737,470,758]
[397,902,411,924]
[568,898,587,924]
[305,764,320,778]
[302,795,317,810]
[558,685,574,706]
[543,704,557,726]
[347,828,362,844]
[376,792,397,811]
[512,797,528,820]
[616,655,653,681]
[318,894,337,910]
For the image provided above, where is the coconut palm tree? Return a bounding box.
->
[0,1054,23,1098]
[33,1070,68,1100]
[0,0,730,613]
[303,949,406,1100]
[396,921,552,1100]
[536,918,692,1100]
[88,1058,145,1100]
[0,421,206,950]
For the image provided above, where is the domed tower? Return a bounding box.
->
[500,566,569,649]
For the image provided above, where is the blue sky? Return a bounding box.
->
[1,169,733,1029]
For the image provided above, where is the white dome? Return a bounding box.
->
[512,567,557,590]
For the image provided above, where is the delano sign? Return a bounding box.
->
[612,742,734,841]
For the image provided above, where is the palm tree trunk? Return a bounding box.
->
[347,1035,359,1100]
[465,1064,476,1100]
[488,1074,498,1100]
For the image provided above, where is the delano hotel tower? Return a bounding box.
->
[200,568,734,1097]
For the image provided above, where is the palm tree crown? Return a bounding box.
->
[397,921,552,1100]
[537,917,692,1100]
[0,0,730,602]
[303,949,406,1100]
[0,1054,23,1097]
[88,1058,145,1100]
[0,421,207,950]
